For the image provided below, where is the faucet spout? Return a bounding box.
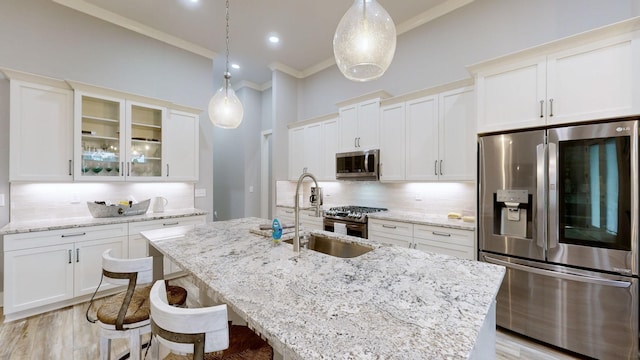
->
[293,172,320,253]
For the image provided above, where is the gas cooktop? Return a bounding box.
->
[323,205,387,222]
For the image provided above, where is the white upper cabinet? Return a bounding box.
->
[8,77,74,182]
[288,115,338,181]
[471,20,640,133]
[338,98,382,152]
[438,87,476,181]
[321,117,338,181]
[379,84,475,182]
[406,95,439,181]
[164,110,200,182]
[379,103,406,181]
[475,58,546,132]
[545,37,633,125]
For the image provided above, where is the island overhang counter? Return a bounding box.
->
[141,217,505,359]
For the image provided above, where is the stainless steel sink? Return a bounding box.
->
[284,235,373,258]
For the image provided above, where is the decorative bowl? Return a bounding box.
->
[87,199,150,218]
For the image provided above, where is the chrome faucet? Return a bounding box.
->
[293,172,320,252]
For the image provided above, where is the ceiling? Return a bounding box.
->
[53,0,472,86]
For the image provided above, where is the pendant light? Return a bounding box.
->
[333,0,396,82]
[208,0,243,129]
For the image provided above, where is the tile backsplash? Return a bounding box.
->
[10,182,194,222]
[277,180,476,215]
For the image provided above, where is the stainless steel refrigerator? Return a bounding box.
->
[478,119,639,359]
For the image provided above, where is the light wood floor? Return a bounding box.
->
[0,276,584,360]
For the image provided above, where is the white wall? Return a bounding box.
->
[0,0,216,293]
[0,0,216,226]
[297,0,639,120]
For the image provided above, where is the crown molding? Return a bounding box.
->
[51,0,217,59]
[396,0,474,35]
[268,62,305,79]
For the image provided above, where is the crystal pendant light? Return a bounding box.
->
[333,0,396,82]
[208,0,243,129]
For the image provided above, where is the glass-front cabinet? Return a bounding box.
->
[74,92,166,181]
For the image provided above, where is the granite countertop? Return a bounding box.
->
[142,217,504,359]
[0,208,208,235]
[368,210,476,231]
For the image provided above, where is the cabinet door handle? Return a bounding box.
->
[354,137,357,148]
[549,98,554,117]
[357,137,360,148]
[68,160,73,176]
[434,160,438,175]
[127,162,130,177]
[440,160,443,176]
[432,231,451,237]
[68,250,72,264]
[166,164,170,177]
[61,232,86,238]
[540,100,544,118]
[76,248,80,263]
[121,162,125,176]
[382,224,397,229]
[162,222,179,226]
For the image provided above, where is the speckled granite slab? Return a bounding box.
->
[368,210,476,231]
[142,217,504,359]
[0,208,208,235]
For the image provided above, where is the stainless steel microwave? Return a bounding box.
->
[336,149,379,181]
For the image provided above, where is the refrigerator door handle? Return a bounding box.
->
[536,143,546,250]
[548,142,558,249]
[485,256,631,288]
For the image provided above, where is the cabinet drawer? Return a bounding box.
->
[368,219,413,237]
[414,239,475,260]
[128,216,206,234]
[369,232,412,248]
[4,223,128,251]
[413,224,474,247]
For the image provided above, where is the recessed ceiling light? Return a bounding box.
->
[268,35,280,44]
[231,63,240,70]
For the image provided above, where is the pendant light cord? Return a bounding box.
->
[224,0,231,96]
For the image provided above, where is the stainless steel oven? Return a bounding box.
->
[323,206,387,239]
[478,119,639,359]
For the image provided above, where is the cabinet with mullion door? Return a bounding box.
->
[74,91,166,181]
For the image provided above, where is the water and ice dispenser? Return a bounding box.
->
[494,189,532,238]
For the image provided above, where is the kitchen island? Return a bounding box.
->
[142,217,505,359]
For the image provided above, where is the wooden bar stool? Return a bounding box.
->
[89,250,189,360]
[149,280,273,360]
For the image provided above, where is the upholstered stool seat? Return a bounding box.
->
[97,285,152,327]
[163,323,273,360]
[166,284,188,307]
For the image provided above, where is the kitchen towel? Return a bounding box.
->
[334,223,347,235]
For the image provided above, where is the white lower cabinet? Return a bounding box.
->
[128,215,205,276]
[3,223,127,317]
[275,206,322,230]
[368,218,412,247]
[275,206,295,225]
[299,209,323,230]
[3,215,205,321]
[369,218,475,260]
[413,224,475,260]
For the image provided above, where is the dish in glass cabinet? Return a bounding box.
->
[92,166,103,174]
[105,166,113,172]
[81,167,90,173]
